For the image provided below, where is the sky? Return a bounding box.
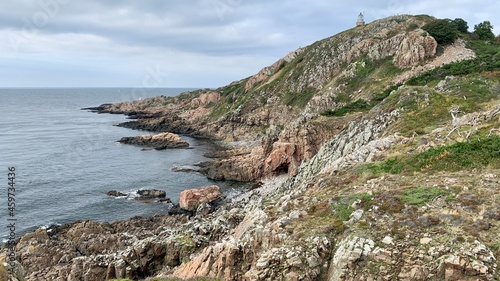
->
[0,0,499,88]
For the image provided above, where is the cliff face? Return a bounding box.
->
[5,14,500,281]
[92,15,445,182]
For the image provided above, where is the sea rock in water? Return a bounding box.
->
[157,198,173,203]
[136,189,167,199]
[107,190,127,197]
[118,132,189,149]
[179,185,222,211]
[171,165,201,173]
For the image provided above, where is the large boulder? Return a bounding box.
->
[179,185,222,211]
[136,189,171,203]
[118,132,189,149]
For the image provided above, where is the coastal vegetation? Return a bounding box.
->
[360,136,500,174]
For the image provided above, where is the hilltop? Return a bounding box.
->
[2,15,500,281]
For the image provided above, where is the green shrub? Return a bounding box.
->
[361,136,500,174]
[407,23,419,32]
[474,21,495,41]
[372,83,402,102]
[321,99,371,117]
[322,83,403,117]
[423,19,458,45]
[451,18,469,33]
[410,136,500,171]
[407,39,500,85]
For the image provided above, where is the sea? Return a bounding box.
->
[0,88,243,243]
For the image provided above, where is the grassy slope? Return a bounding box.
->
[299,35,500,275]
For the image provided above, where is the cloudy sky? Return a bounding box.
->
[0,0,498,88]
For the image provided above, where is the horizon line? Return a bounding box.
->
[0,86,212,89]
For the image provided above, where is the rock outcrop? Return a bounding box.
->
[135,189,171,203]
[118,132,189,149]
[9,166,499,280]
[179,185,222,211]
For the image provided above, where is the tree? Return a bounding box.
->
[452,18,469,33]
[474,21,495,41]
[423,19,458,44]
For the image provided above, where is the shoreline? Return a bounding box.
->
[1,171,288,280]
[0,104,248,248]
[83,102,264,182]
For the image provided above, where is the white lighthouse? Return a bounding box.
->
[356,12,365,27]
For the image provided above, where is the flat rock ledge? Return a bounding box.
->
[118,132,189,149]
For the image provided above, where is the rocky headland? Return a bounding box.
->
[2,15,500,281]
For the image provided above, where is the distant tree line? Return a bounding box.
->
[422,18,497,44]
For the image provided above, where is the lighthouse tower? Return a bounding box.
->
[356,12,365,27]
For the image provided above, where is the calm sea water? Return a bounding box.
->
[0,88,241,242]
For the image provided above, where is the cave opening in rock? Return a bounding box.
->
[274,163,289,175]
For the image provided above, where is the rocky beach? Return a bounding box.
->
[2,15,499,281]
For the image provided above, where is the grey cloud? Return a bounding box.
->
[0,0,498,87]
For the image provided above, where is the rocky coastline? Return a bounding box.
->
[2,15,500,281]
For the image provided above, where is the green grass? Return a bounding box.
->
[387,90,480,136]
[332,92,351,103]
[322,83,402,117]
[446,78,499,104]
[376,60,402,79]
[372,83,402,102]
[407,39,500,85]
[401,186,452,207]
[280,88,316,108]
[208,81,248,119]
[360,158,405,174]
[360,136,500,174]
[336,58,377,94]
[395,92,451,136]
[410,136,500,171]
[331,192,372,221]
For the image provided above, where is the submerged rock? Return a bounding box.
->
[106,190,127,197]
